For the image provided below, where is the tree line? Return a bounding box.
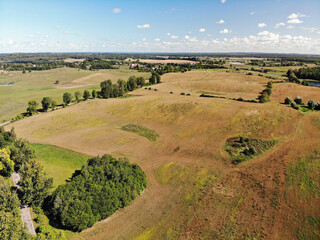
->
[293,67,320,81]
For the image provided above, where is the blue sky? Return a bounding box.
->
[0,0,319,53]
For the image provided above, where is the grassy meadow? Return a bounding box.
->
[0,66,150,122]
[32,144,89,189]
[5,69,320,239]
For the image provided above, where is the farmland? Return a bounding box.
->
[5,65,320,239]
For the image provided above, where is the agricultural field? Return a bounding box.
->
[0,66,150,122]
[5,68,320,239]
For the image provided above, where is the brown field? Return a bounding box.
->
[125,58,197,64]
[64,58,86,63]
[6,71,320,239]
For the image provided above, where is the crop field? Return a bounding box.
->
[0,66,150,122]
[5,69,320,239]
[125,58,197,64]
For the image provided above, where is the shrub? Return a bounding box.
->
[186,93,190,96]
[267,82,273,88]
[263,88,272,96]
[154,89,158,91]
[291,102,298,109]
[315,102,320,110]
[284,97,292,105]
[170,92,173,94]
[180,92,185,95]
[237,97,244,101]
[294,96,302,105]
[247,72,253,75]
[239,136,244,143]
[307,100,315,110]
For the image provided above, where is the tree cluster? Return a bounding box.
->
[284,96,320,111]
[293,67,320,81]
[48,154,147,231]
[99,75,150,99]
[258,81,272,103]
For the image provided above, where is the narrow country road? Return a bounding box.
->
[11,172,37,236]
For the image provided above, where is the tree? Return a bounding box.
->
[22,68,26,74]
[0,177,29,240]
[100,80,113,98]
[0,148,14,177]
[63,92,73,105]
[9,138,35,171]
[74,91,81,102]
[127,76,137,91]
[83,90,91,100]
[27,100,38,116]
[136,77,145,87]
[51,100,57,110]
[307,100,315,110]
[92,89,97,99]
[19,159,53,206]
[291,102,298,109]
[294,96,302,105]
[117,79,128,95]
[41,97,52,111]
[284,97,292,105]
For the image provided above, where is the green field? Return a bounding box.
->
[31,144,89,189]
[0,66,150,122]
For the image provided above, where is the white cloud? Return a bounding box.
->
[184,35,190,40]
[250,11,256,15]
[199,28,206,32]
[55,25,61,30]
[275,23,285,29]
[258,23,267,28]
[167,32,171,36]
[287,18,303,24]
[154,38,161,42]
[171,35,179,39]
[221,0,226,3]
[112,8,122,13]
[288,13,307,19]
[137,24,151,29]
[216,19,224,24]
[301,27,318,33]
[287,25,295,29]
[45,35,49,38]
[189,37,198,42]
[220,29,231,34]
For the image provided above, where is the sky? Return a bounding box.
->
[0,0,320,54]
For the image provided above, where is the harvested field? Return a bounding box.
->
[125,58,197,64]
[64,58,86,63]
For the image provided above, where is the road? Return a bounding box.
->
[11,172,37,236]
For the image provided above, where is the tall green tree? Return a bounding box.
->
[19,159,53,206]
[127,76,137,91]
[74,91,81,102]
[92,89,97,99]
[100,80,113,98]
[63,92,73,106]
[27,100,38,115]
[83,90,91,100]
[0,148,14,177]
[136,77,145,87]
[41,97,52,111]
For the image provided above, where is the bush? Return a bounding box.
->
[180,92,185,95]
[247,72,253,75]
[170,92,173,94]
[237,97,244,101]
[315,102,320,110]
[294,96,302,105]
[307,100,315,110]
[267,82,273,88]
[291,102,298,109]
[186,93,190,96]
[284,97,292,105]
[239,136,244,143]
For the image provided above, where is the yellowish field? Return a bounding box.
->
[125,58,197,64]
[6,71,320,239]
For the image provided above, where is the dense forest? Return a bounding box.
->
[48,154,147,231]
[293,67,320,81]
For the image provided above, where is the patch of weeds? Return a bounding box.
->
[225,137,277,164]
[121,124,159,142]
[297,216,320,240]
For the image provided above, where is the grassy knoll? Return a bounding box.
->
[31,144,89,189]
[0,66,150,122]
[121,124,159,142]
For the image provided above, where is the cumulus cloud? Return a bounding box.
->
[287,18,303,24]
[250,11,256,15]
[167,32,171,36]
[258,23,267,28]
[137,24,151,29]
[199,28,206,32]
[184,35,190,40]
[275,23,285,29]
[287,25,295,29]
[171,35,179,39]
[216,19,224,24]
[288,13,307,19]
[220,29,231,34]
[287,13,306,24]
[154,38,161,42]
[221,0,226,3]
[112,8,122,13]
